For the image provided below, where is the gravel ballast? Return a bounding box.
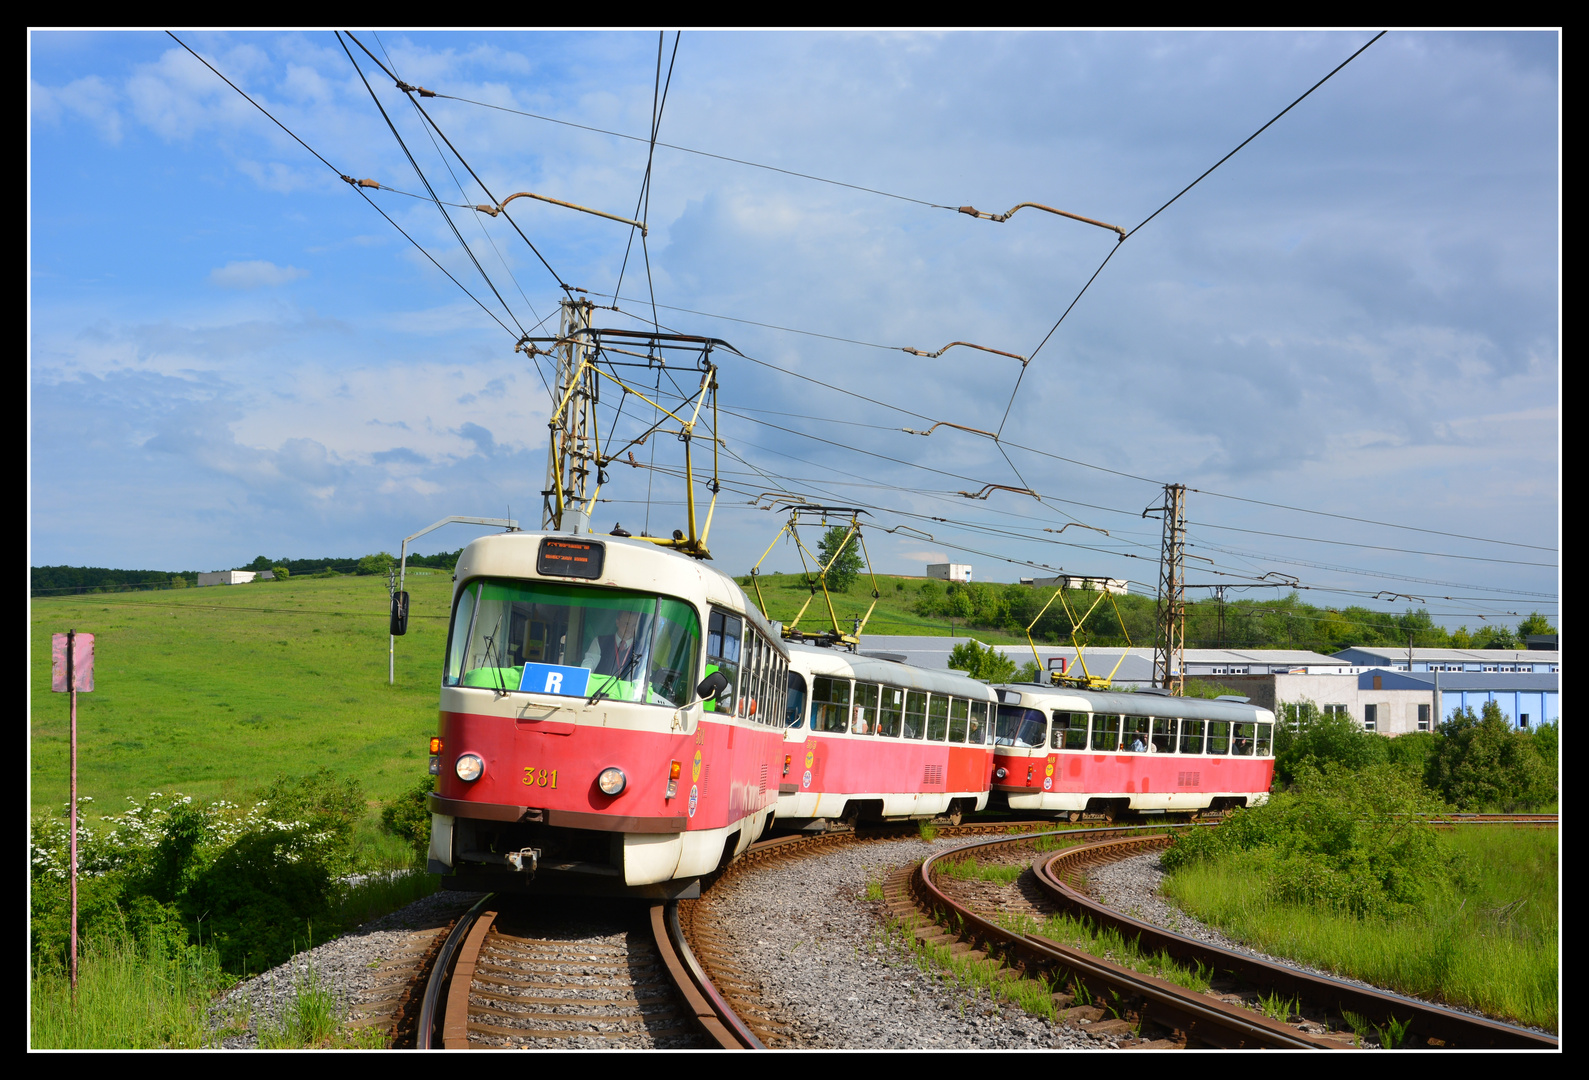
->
[702,836,1119,1050]
[209,886,483,1047]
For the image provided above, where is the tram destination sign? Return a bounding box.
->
[537,537,605,580]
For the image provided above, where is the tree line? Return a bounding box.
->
[32,549,464,595]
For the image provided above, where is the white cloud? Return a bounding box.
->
[208,260,309,289]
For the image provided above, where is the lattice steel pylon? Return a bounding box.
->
[542,298,597,533]
[1149,483,1187,694]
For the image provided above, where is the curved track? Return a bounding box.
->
[904,824,1558,1049]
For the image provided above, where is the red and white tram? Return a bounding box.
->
[990,685,1275,818]
[426,532,789,897]
[777,645,998,826]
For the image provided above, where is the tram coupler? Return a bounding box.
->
[506,847,541,875]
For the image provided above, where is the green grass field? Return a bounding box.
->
[30,573,455,823]
[1161,827,1559,1031]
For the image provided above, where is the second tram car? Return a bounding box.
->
[426,531,789,897]
[777,644,998,826]
[990,684,1274,818]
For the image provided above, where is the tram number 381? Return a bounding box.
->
[523,767,560,789]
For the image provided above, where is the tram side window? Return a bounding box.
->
[786,671,808,728]
[770,655,789,729]
[1122,716,1152,753]
[1232,722,1256,756]
[853,683,880,735]
[1051,711,1089,751]
[877,686,904,738]
[1255,722,1272,757]
[1090,713,1120,753]
[737,633,759,719]
[754,637,772,723]
[967,701,989,745]
[904,691,928,739]
[927,695,949,741]
[948,698,969,743]
[1179,719,1204,755]
[812,676,851,733]
[706,611,742,713]
[1206,720,1230,756]
[1151,718,1175,754]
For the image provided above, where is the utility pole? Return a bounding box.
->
[1148,483,1186,695]
[543,298,597,533]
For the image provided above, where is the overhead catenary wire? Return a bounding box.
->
[343,31,573,301]
[337,32,529,338]
[164,31,520,340]
[997,31,1389,440]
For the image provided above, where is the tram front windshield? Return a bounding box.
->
[995,705,1048,748]
[444,578,701,707]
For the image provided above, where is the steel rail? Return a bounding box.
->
[416,893,497,1049]
[916,827,1330,1048]
[659,901,764,1048]
[1033,832,1559,1050]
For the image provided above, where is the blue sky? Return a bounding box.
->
[29,30,1558,630]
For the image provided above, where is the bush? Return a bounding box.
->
[380,774,436,859]
[1273,700,1389,786]
[1161,763,1458,917]
[947,640,1017,682]
[1428,702,1556,811]
[357,552,396,576]
[30,774,369,975]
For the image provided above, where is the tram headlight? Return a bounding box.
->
[597,767,627,796]
[455,754,484,782]
[994,767,1007,780]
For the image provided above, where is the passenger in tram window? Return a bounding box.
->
[967,701,989,745]
[1123,716,1151,753]
[1151,718,1175,753]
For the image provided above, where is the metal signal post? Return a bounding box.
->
[543,298,599,534]
[1148,483,1188,695]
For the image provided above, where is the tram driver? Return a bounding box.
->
[582,608,648,677]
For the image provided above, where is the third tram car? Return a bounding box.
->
[990,684,1275,819]
[778,644,999,826]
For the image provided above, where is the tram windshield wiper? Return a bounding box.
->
[587,648,643,706]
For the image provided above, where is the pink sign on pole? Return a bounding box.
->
[51,632,95,693]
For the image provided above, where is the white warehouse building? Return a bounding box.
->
[926,563,972,583]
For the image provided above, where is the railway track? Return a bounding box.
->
[405,814,1556,1049]
[414,893,751,1048]
[898,824,1559,1049]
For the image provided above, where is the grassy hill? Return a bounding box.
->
[30,572,454,822]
